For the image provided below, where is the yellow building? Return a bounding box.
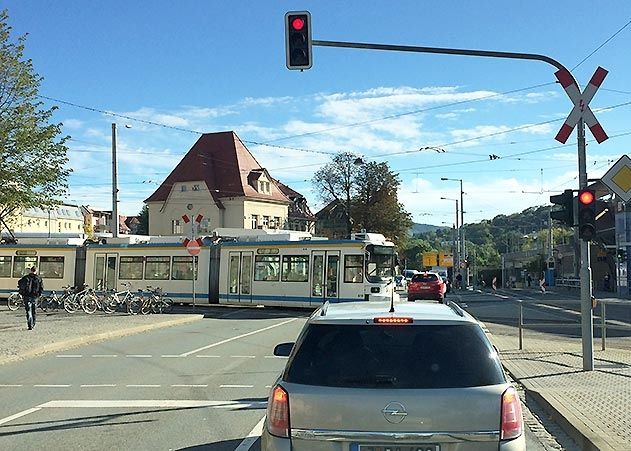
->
[4,204,85,237]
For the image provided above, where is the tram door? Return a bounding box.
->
[227,252,253,303]
[94,253,117,291]
[311,251,340,305]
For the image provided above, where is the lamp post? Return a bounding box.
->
[440,197,459,284]
[441,177,466,287]
[111,124,131,238]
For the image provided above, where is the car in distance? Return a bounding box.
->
[262,300,525,450]
[408,271,447,302]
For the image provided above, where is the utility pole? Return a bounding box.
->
[111,123,119,238]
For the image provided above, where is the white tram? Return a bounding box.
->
[0,230,398,308]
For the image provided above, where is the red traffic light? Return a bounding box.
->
[578,190,595,205]
[291,17,305,31]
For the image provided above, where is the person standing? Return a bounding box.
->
[18,267,43,330]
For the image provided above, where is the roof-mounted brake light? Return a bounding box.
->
[373,317,413,324]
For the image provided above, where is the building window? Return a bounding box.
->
[181,185,187,192]
[172,219,183,234]
[251,214,258,229]
[262,216,270,228]
[259,180,270,194]
[192,184,200,191]
[274,217,282,229]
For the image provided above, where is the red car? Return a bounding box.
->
[408,271,447,302]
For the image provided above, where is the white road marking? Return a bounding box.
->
[179,318,297,357]
[126,384,161,388]
[171,384,208,388]
[235,416,266,451]
[231,355,256,358]
[92,354,117,358]
[220,384,254,388]
[33,384,71,388]
[264,385,272,388]
[37,400,265,409]
[160,355,181,358]
[126,355,152,358]
[195,355,221,358]
[80,384,117,388]
[0,408,41,426]
[264,355,286,359]
[56,355,82,358]
[0,384,23,387]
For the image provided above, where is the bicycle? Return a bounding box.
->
[40,286,75,312]
[146,286,174,314]
[105,283,142,315]
[7,293,46,312]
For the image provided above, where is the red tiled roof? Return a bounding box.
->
[144,131,289,206]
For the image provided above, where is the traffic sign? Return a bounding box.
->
[601,155,631,202]
[186,239,201,256]
[555,67,608,144]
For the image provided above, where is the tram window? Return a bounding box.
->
[254,255,280,281]
[344,255,364,283]
[39,256,64,279]
[172,256,198,280]
[145,256,170,280]
[282,255,309,282]
[119,256,144,280]
[0,256,11,278]
[13,256,38,278]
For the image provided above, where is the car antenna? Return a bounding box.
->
[389,277,395,313]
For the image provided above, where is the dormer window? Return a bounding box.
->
[259,180,270,194]
[181,185,187,192]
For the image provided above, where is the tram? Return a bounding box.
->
[0,230,398,307]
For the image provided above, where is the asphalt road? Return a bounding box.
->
[0,298,584,450]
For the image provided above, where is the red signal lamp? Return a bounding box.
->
[291,17,305,31]
[578,190,595,205]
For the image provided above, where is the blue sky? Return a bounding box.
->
[5,1,631,227]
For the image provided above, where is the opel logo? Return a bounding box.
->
[381,401,407,424]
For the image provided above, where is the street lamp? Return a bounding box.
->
[440,197,459,283]
[441,177,466,286]
[111,124,131,238]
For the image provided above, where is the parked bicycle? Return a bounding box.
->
[104,282,142,315]
[7,293,46,311]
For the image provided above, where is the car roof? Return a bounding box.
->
[313,301,476,324]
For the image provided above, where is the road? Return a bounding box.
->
[3,292,618,450]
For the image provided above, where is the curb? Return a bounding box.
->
[0,314,204,366]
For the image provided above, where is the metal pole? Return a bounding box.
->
[460,180,467,288]
[601,301,606,351]
[519,301,523,350]
[455,200,460,286]
[111,123,119,238]
[191,221,196,309]
[578,118,594,371]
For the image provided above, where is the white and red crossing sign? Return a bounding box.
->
[182,214,204,225]
[555,66,609,144]
[181,214,204,255]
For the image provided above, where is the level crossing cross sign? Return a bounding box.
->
[554,66,609,144]
[184,238,203,256]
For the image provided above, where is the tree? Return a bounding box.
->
[137,204,149,235]
[0,10,70,238]
[312,152,362,238]
[353,161,412,243]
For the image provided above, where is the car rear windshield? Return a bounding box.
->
[411,273,439,283]
[284,323,505,389]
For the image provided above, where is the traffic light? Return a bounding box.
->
[550,189,574,227]
[577,189,596,241]
[285,11,312,70]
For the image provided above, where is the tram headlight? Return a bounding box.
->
[371,287,380,293]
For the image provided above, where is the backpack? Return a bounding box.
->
[18,275,38,297]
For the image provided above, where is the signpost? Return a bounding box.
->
[182,214,204,309]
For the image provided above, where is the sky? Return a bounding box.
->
[4,1,631,228]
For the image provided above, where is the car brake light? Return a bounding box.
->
[267,385,290,438]
[501,386,523,440]
[373,317,413,324]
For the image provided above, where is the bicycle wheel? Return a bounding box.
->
[150,296,161,314]
[161,298,174,314]
[128,297,142,315]
[102,295,117,314]
[38,296,49,312]
[82,294,98,314]
[140,298,152,315]
[7,293,22,311]
[64,294,79,313]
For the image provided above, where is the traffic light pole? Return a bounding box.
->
[311,38,595,370]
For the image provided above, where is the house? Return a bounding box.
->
[2,204,85,238]
[81,206,113,235]
[276,181,316,233]
[144,131,293,236]
[315,200,349,239]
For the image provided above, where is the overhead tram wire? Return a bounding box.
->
[570,17,631,71]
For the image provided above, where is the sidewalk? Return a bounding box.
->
[457,290,631,451]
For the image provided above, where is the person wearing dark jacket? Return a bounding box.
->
[18,267,44,330]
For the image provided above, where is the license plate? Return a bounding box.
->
[358,445,440,451]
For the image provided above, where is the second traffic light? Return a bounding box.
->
[285,11,312,70]
[550,189,574,227]
[577,189,596,241]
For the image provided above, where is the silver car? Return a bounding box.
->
[262,300,525,451]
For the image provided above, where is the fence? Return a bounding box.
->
[517,298,631,351]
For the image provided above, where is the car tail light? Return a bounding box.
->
[501,386,523,440]
[374,317,413,324]
[267,385,290,437]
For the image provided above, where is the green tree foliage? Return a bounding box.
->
[137,204,149,235]
[0,10,70,235]
[312,152,411,244]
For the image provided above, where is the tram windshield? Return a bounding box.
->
[365,244,395,283]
